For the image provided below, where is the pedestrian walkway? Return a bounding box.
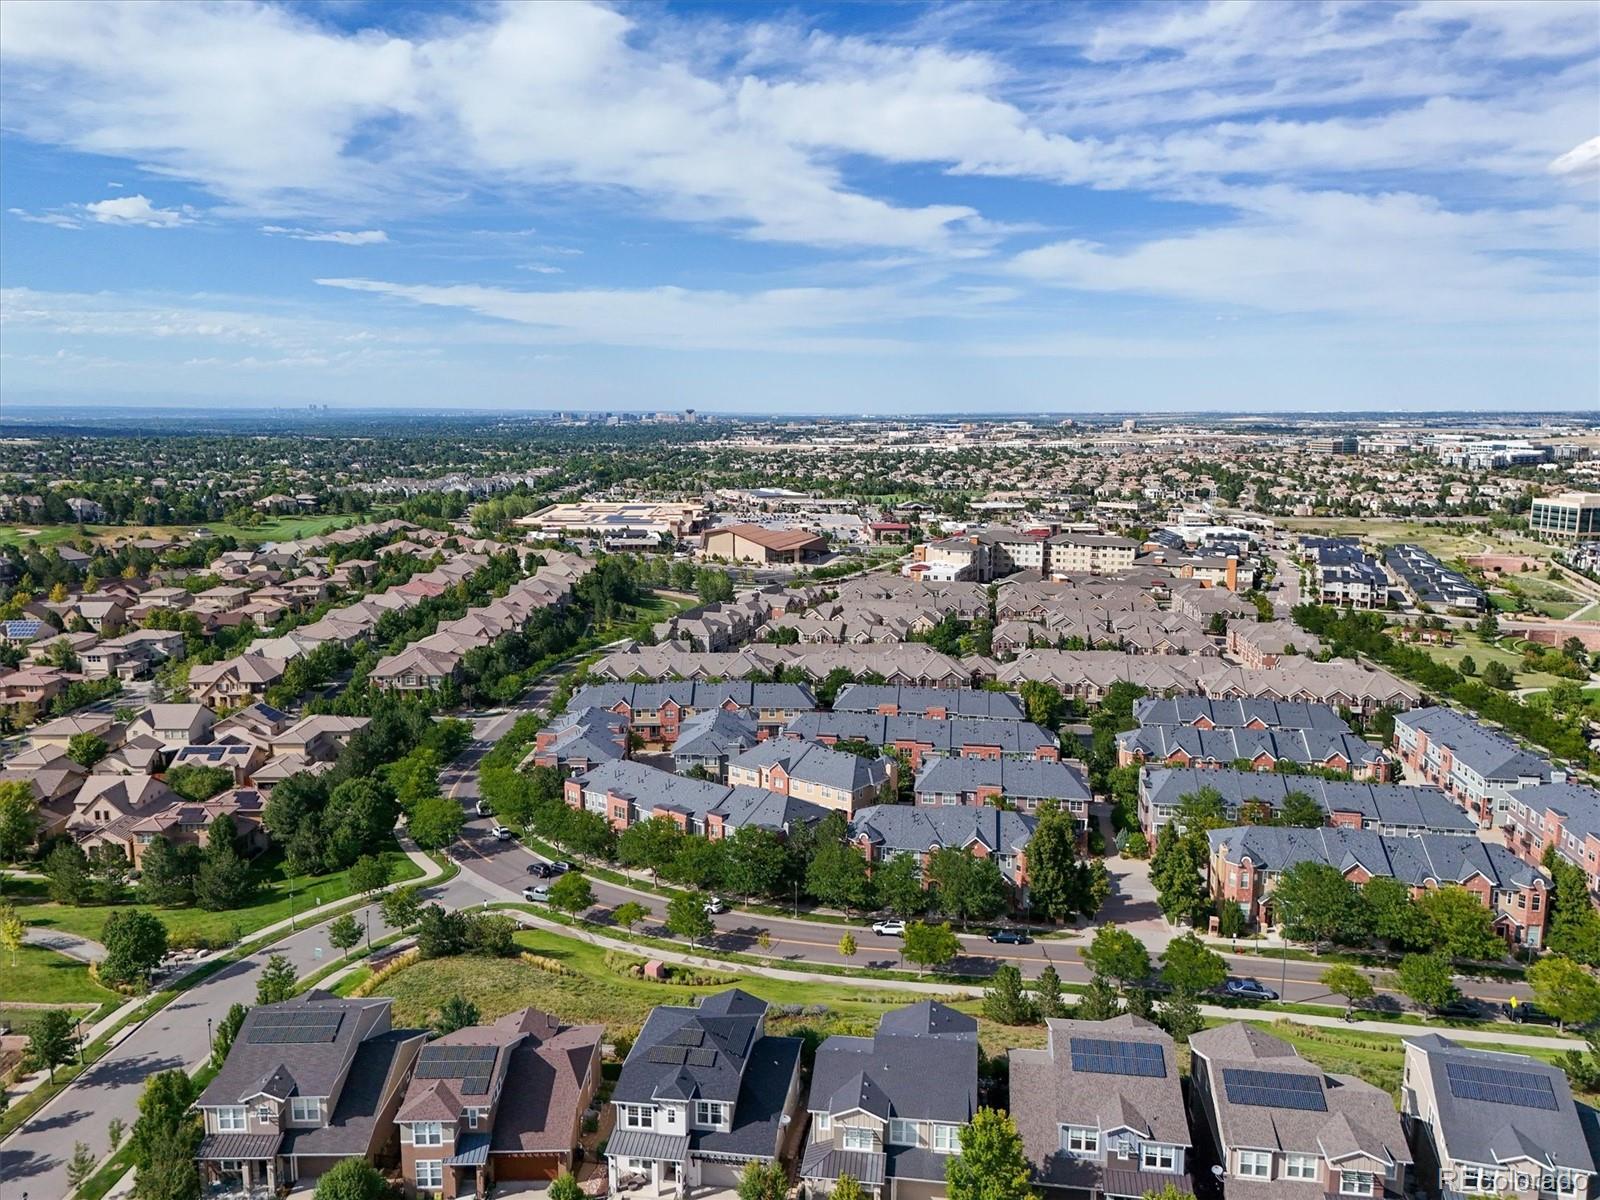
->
[21,925,105,963]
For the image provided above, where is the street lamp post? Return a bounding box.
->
[207,1017,214,1055]
[365,912,373,954]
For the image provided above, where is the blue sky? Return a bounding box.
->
[1,0,1596,414]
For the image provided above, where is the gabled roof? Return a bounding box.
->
[810,1002,977,1127]
[850,804,1035,857]
[1396,706,1552,781]
[915,756,1090,803]
[1208,825,1548,891]
[197,994,395,1108]
[613,989,769,1107]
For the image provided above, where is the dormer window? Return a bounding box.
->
[888,1118,917,1146]
[289,1097,319,1123]
[841,1126,874,1152]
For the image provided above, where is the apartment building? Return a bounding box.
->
[1392,707,1559,829]
[195,995,426,1192]
[1301,537,1390,609]
[849,804,1035,896]
[800,1002,977,1200]
[567,681,817,743]
[522,706,630,773]
[832,685,1026,721]
[395,1008,601,1196]
[1530,491,1600,539]
[784,713,1059,769]
[914,756,1091,824]
[725,739,896,815]
[1045,532,1139,577]
[565,759,826,838]
[1400,1035,1596,1200]
[1503,780,1600,897]
[1010,1016,1192,1199]
[606,990,804,1195]
[1208,825,1550,948]
[1226,620,1322,669]
[1383,544,1486,614]
[1117,725,1390,780]
[670,708,760,782]
[1190,1023,1409,1200]
[1137,768,1474,841]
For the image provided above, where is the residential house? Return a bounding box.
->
[914,756,1092,823]
[567,681,817,743]
[725,739,896,815]
[27,712,125,754]
[522,706,630,774]
[1190,1022,1410,1200]
[395,1007,601,1197]
[1116,726,1389,781]
[188,653,289,709]
[1393,707,1559,829]
[800,1002,977,1200]
[369,646,463,694]
[783,713,1059,769]
[131,703,217,749]
[832,685,1026,721]
[670,708,760,782]
[565,760,826,839]
[1400,1034,1596,1200]
[848,804,1036,898]
[1010,1015,1192,1200]
[1227,621,1323,670]
[606,989,803,1195]
[195,994,427,1192]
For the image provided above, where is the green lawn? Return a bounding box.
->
[0,524,87,548]
[1275,517,1550,561]
[6,844,422,948]
[0,944,118,1005]
[0,512,386,552]
[1420,634,1577,692]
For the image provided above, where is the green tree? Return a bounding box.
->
[380,884,423,931]
[1159,991,1205,1043]
[838,930,857,960]
[548,1174,584,1200]
[416,905,469,958]
[666,890,714,947]
[1279,790,1323,828]
[195,812,255,911]
[67,1140,97,1189]
[1363,877,1431,951]
[1018,680,1064,728]
[618,815,685,885]
[1075,973,1121,1021]
[44,840,93,905]
[100,908,170,989]
[1321,964,1375,1018]
[723,825,788,899]
[806,815,874,916]
[1025,802,1096,922]
[27,1007,76,1082]
[1481,660,1516,690]
[313,1157,391,1200]
[1159,933,1225,997]
[945,1107,1034,1200]
[1148,829,1210,926]
[328,913,364,960]
[1035,965,1066,1019]
[66,731,109,769]
[613,900,650,933]
[1395,952,1458,1011]
[132,1122,202,1200]
[0,902,23,967]
[0,780,39,861]
[831,1176,866,1200]
[927,847,1007,928]
[696,568,735,604]
[466,912,518,956]
[408,794,464,850]
[256,952,298,1004]
[130,1067,199,1169]
[1142,1186,1197,1200]
[434,994,482,1036]
[1417,886,1505,962]
[734,1158,787,1200]
[1082,925,1151,994]
[548,871,596,921]
[983,964,1036,1025]
[902,920,960,977]
[873,850,929,917]
[1528,955,1600,1031]
[210,1002,247,1071]
[164,764,233,803]
[137,836,197,907]
[1271,861,1367,945]
[348,853,393,897]
[1545,848,1600,965]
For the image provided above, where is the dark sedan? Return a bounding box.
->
[987,929,1033,945]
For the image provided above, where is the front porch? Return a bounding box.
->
[197,1132,284,1197]
[607,1129,690,1198]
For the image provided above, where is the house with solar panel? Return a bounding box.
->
[607,989,804,1196]
[1008,1015,1192,1200]
[1189,1023,1410,1200]
[1400,1034,1597,1200]
[394,1007,603,1196]
[798,1001,978,1200]
[195,994,427,1193]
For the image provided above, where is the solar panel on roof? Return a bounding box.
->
[686,1048,719,1068]
[1445,1061,1558,1111]
[247,1011,344,1044]
[1067,1037,1167,1078]
[460,1075,490,1095]
[1221,1067,1327,1112]
[669,1027,706,1047]
[647,1046,689,1065]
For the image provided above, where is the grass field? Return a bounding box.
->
[1274,517,1549,561]
[0,512,384,551]
[1491,574,1593,622]
[0,944,118,1005]
[1422,633,1578,692]
[5,843,422,948]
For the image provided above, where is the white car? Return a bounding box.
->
[872,919,906,937]
[523,885,551,903]
[475,800,492,816]
[492,825,513,841]
[703,897,727,915]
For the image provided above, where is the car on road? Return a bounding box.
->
[1222,977,1279,1002]
[1503,999,1555,1025]
[491,825,514,841]
[1430,996,1484,1021]
[986,928,1032,945]
[527,861,553,878]
[523,885,551,903]
[872,919,906,937]
[550,860,577,874]
[703,896,727,915]
[475,800,492,816]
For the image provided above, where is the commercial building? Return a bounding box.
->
[516,501,705,542]
[701,523,826,565]
[1530,491,1600,539]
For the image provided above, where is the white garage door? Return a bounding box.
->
[698,1160,747,1189]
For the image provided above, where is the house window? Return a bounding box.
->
[1339,1170,1375,1196]
[1460,1164,1496,1193]
[289,1097,319,1123]
[467,1108,480,1130]
[1283,1153,1319,1180]
[413,1121,443,1146]
[415,1160,443,1190]
[888,1118,917,1146]
[694,1101,725,1128]
[1142,1144,1177,1172]
[814,1112,831,1134]
[841,1126,874,1152]
[1060,1126,1098,1157]
[927,1123,959,1154]
[1237,1150,1272,1179]
[255,1104,272,1123]
[216,1107,247,1132]
[620,1104,653,1131]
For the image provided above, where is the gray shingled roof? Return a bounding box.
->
[569,681,817,713]
[1134,696,1352,731]
[196,994,393,1108]
[1406,1034,1594,1174]
[810,1002,978,1127]
[1118,725,1386,769]
[1141,767,1473,834]
[915,756,1090,803]
[833,685,1025,720]
[671,708,759,761]
[727,739,892,792]
[850,804,1035,858]
[784,713,1056,756]
[613,989,768,1106]
[573,760,826,832]
[1397,706,1552,781]
[1207,825,1548,891]
[1513,780,1600,842]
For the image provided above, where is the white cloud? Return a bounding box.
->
[82,194,190,227]
[8,207,80,228]
[1550,136,1600,178]
[261,225,389,244]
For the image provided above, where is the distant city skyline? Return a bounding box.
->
[2,0,1596,413]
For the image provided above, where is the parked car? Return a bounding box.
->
[475,800,492,816]
[1503,999,1555,1025]
[549,860,576,875]
[872,919,906,937]
[703,896,727,915]
[492,825,514,841]
[986,929,1032,945]
[523,885,551,903]
[1431,996,1484,1021]
[1223,978,1279,1003]
[527,862,553,878]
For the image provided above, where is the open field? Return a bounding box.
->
[1422,634,1580,692]
[1491,574,1594,621]
[0,943,118,1005]
[5,842,422,948]
[1275,517,1550,560]
[0,512,386,551]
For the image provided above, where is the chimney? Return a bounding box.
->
[1225,555,1238,592]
